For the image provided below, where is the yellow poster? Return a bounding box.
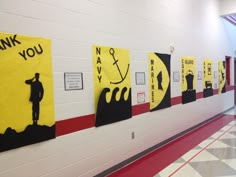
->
[182,56,196,104]
[0,32,55,152]
[203,59,213,97]
[218,61,226,93]
[93,45,131,126]
[148,52,171,111]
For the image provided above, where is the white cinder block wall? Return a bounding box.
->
[0,0,235,177]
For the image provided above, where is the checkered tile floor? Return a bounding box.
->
[108,108,236,177]
[155,109,236,177]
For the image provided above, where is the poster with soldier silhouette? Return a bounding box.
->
[203,59,213,97]
[148,52,171,111]
[0,32,55,152]
[182,56,196,104]
[218,60,226,94]
[93,45,131,127]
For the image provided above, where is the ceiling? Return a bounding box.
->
[223,14,236,25]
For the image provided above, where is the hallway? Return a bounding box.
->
[108,108,236,177]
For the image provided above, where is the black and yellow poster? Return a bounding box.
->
[0,33,55,152]
[203,59,213,97]
[93,45,131,127]
[148,52,171,111]
[182,56,196,104]
[218,60,226,94]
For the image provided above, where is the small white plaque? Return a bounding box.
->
[197,71,202,80]
[64,72,83,91]
[173,71,180,82]
[135,72,146,85]
[137,92,145,103]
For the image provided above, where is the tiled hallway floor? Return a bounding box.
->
[108,108,236,177]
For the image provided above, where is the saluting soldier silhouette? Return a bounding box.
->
[25,73,44,125]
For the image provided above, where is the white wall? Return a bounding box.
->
[0,0,235,177]
[221,20,236,85]
[219,0,236,16]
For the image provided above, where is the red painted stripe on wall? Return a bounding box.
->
[55,87,234,137]
[56,103,151,137]
[213,89,218,95]
[171,96,182,105]
[56,114,95,136]
[226,85,234,91]
[132,103,149,116]
[196,92,203,99]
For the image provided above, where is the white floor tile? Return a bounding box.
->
[177,164,202,177]
[211,132,225,139]
[198,139,230,149]
[222,159,236,171]
[219,133,236,139]
[158,172,182,177]
[182,149,218,162]
[158,163,183,177]
[227,122,236,126]
[181,150,199,161]
[154,115,236,177]
[198,140,212,148]
[170,172,186,177]
[228,126,236,132]
[220,126,233,131]
[207,140,231,149]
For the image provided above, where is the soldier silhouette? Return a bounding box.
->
[25,73,44,125]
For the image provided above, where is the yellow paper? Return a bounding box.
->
[0,33,54,134]
[93,45,131,124]
[148,52,170,111]
[218,61,226,93]
[203,59,213,89]
[182,56,196,91]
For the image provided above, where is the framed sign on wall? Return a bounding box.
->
[135,72,146,85]
[137,92,145,103]
[64,72,83,91]
[197,71,202,80]
[173,71,180,82]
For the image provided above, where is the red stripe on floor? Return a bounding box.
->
[108,114,235,177]
[169,124,236,177]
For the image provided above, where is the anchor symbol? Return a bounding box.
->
[109,48,130,84]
